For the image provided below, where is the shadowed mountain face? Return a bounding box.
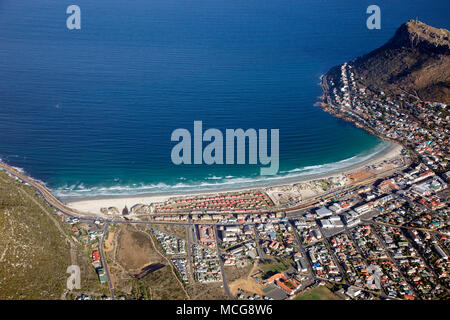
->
[352,20,450,104]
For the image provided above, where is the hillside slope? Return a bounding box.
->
[0,170,73,299]
[344,20,449,104]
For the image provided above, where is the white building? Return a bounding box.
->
[316,207,332,218]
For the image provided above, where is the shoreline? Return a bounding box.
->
[56,140,389,202]
[65,140,403,214]
[0,71,407,216]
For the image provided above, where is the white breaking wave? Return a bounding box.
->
[206,176,222,180]
[279,155,358,174]
[54,141,391,199]
[11,165,25,174]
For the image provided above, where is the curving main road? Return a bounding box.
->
[99,223,115,299]
[0,161,100,218]
[1,157,412,225]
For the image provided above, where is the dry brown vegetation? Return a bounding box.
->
[0,170,110,299]
[293,285,341,300]
[352,20,450,104]
[0,171,70,299]
[106,224,188,300]
[151,224,187,240]
[186,281,228,300]
[116,225,162,271]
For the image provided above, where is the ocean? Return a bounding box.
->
[0,0,448,199]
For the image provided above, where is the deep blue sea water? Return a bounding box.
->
[0,0,448,199]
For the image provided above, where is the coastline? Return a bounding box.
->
[65,140,403,214]
[0,69,407,217]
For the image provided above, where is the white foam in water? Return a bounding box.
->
[11,166,25,174]
[206,176,222,180]
[54,141,390,199]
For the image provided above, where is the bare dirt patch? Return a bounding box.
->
[224,262,253,283]
[229,278,265,297]
[104,230,115,252]
[116,225,163,271]
[227,263,265,297]
[347,170,374,183]
[187,282,228,300]
[106,224,189,299]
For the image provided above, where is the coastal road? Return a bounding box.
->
[2,158,436,241]
[1,156,411,226]
[99,223,115,299]
[1,73,412,227]
[1,150,424,247]
[0,161,100,218]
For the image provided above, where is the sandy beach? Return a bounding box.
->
[66,141,404,215]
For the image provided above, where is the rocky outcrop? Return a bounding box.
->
[333,20,450,104]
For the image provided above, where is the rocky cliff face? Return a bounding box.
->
[346,20,449,104]
[384,20,449,52]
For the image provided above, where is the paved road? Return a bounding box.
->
[288,220,314,276]
[185,223,195,282]
[253,227,266,262]
[317,224,346,280]
[0,157,411,222]
[430,232,450,257]
[287,220,316,291]
[99,223,115,299]
[0,161,100,218]
[343,226,391,298]
[370,225,420,298]
[213,225,234,300]
[2,157,444,301]
[363,219,438,233]
[399,228,439,281]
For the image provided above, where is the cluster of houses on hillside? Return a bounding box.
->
[151,228,186,255]
[192,244,221,282]
[91,249,106,284]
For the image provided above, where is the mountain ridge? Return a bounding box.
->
[330,20,450,104]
